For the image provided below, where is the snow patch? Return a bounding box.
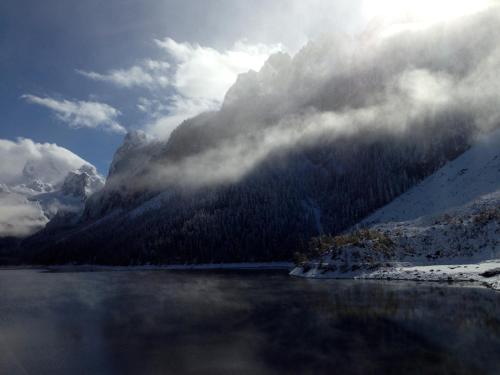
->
[294,129,500,291]
[364,129,500,225]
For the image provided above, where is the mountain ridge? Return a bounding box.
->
[12,10,500,265]
[292,129,500,284]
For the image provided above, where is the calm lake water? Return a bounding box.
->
[0,269,499,375]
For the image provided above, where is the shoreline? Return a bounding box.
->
[0,262,294,272]
[290,260,500,291]
[2,261,499,291]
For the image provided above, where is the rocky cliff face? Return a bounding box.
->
[35,165,105,219]
[0,163,104,239]
[21,10,500,265]
[292,130,500,278]
[60,165,105,199]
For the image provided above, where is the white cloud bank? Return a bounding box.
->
[149,39,282,137]
[77,60,171,89]
[78,38,283,138]
[105,6,500,191]
[0,193,48,238]
[0,138,95,237]
[22,95,126,134]
[154,38,283,102]
[0,138,89,186]
[144,96,220,139]
[362,0,494,25]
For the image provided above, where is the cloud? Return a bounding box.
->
[362,0,495,25]
[106,6,500,191]
[0,192,48,237]
[77,60,171,89]
[0,138,98,237]
[145,39,283,138]
[0,138,90,187]
[155,38,283,101]
[22,95,126,134]
[145,96,220,139]
[78,38,283,138]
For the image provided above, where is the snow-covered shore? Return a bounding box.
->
[290,196,499,291]
[291,260,500,291]
[292,129,500,291]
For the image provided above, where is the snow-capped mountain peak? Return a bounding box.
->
[0,141,105,238]
[107,131,154,180]
[61,165,105,199]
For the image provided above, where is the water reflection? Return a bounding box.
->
[0,270,499,375]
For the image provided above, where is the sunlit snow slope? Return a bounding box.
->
[363,129,500,225]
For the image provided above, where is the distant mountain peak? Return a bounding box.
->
[60,165,105,199]
[124,130,151,147]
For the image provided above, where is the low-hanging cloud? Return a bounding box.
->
[0,138,90,187]
[77,60,171,89]
[78,38,283,139]
[0,137,97,237]
[149,39,283,138]
[22,95,126,134]
[106,6,500,193]
[154,38,284,102]
[0,192,48,237]
[144,96,221,140]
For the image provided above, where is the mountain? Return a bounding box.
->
[33,164,105,219]
[0,162,104,238]
[291,130,500,284]
[362,130,500,225]
[18,10,500,265]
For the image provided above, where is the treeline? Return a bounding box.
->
[20,118,474,265]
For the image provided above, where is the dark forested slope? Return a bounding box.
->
[20,10,500,265]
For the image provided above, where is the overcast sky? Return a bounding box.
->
[0,0,366,173]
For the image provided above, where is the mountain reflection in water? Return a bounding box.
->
[0,269,499,375]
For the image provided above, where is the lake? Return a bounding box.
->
[0,269,499,375]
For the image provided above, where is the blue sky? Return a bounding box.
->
[0,0,364,173]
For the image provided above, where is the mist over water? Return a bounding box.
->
[0,270,499,375]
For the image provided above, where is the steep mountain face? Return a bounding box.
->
[363,129,500,225]
[82,131,161,219]
[34,165,105,219]
[61,165,105,198]
[292,130,500,278]
[0,163,104,238]
[22,10,500,265]
[24,140,468,265]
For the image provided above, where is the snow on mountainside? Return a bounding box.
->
[33,165,105,219]
[81,131,161,220]
[363,129,500,225]
[0,140,105,238]
[0,191,49,238]
[19,9,500,265]
[292,130,500,289]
